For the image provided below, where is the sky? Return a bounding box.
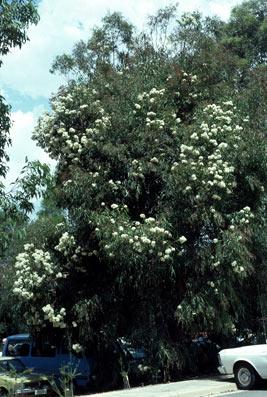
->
[0,0,242,188]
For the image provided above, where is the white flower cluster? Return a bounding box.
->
[55,231,87,268]
[170,102,242,204]
[231,261,246,275]
[95,207,187,262]
[167,70,198,83]
[72,343,83,353]
[55,232,75,255]
[130,159,145,180]
[109,179,122,191]
[42,305,67,328]
[134,87,183,131]
[133,87,166,113]
[32,86,111,167]
[25,309,43,327]
[232,206,254,227]
[179,12,199,27]
[138,87,166,101]
[207,280,215,288]
[13,245,54,301]
[12,244,73,330]
[212,260,220,269]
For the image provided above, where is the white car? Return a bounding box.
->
[218,344,267,390]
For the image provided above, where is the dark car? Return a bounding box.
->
[0,357,54,396]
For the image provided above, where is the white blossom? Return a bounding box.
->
[179,236,187,244]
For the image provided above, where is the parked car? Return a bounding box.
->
[218,344,267,389]
[0,356,54,396]
[116,337,147,384]
[2,334,94,391]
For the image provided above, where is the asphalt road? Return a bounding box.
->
[83,375,238,397]
[84,377,267,397]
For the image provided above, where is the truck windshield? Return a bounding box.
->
[6,341,30,357]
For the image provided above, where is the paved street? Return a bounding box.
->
[85,375,238,397]
[84,376,267,397]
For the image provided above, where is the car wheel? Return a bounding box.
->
[0,388,8,397]
[234,362,257,390]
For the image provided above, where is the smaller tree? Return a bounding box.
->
[222,0,267,66]
[0,0,39,64]
[0,0,40,258]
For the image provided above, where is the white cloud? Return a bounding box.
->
[208,0,239,21]
[4,108,56,187]
[173,0,239,19]
[0,88,7,98]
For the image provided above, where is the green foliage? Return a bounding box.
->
[0,95,11,178]
[222,0,267,65]
[0,0,39,64]
[50,11,134,80]
[0,0,40,260]
[0,161,52,258]
[49,362,79,397]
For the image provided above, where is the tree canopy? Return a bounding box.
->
[222,0,267,66]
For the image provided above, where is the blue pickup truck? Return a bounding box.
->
[2,334,94,390]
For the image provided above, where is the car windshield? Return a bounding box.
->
[0,359,25,374]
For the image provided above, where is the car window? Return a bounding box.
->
[0,361,9,373]
[6,341,30,357]
[31,338,56,357]
[0,359,25,373]
[8,359,25,373]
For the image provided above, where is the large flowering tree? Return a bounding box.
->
[9,5,266,383]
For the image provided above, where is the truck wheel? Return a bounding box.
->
[0,388,8,397]
[234,362,257,390]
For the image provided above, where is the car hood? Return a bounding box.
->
[0,373,48,383]
[220,344,267,355]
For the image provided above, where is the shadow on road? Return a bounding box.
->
[200,375,236,383]
[212,376,267,390]
[255,379,267,390]
[214,377,267,392]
